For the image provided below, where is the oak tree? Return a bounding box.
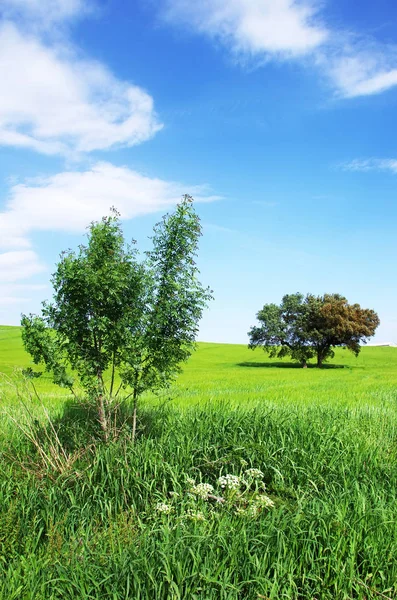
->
[248,293,379,368]
[304,293,380,367]
[248,293,314,368]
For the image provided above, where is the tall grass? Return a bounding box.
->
[1,327,397,598]
[1,400,397,599]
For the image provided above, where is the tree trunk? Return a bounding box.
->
[131,369,140,442]
[132,394,138,442]
[316,353,323,368]
[302,359,308,369]
[132,404,137,442]
[97,394,108,442]
[96,368,109,441]
[109,349,116,398]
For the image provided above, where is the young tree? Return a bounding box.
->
[21,196,212,440]
[248,293,379,368]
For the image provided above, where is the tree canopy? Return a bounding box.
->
[248,293,380,368]
[21,196,212,439]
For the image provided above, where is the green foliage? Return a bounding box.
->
[20,315,73,389]
[119,196,213,399]
[249,293,313,366]
[249,293,380,367]
[21,197,212,437]
[304,293,380,366]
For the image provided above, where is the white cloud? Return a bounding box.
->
[0,162,221,249]
[345,69,397,98]
[323,43,397,98]
[341,158,397,173]
[162,0,397,98]
[0,23,162,156]
[163,0,327,58]
[0,251,46,282]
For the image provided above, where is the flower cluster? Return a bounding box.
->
[218,474,240,490]
[235,494,275,517]
[245,468,264,479]
[155,502,173,514]
[185,509,206,522]
[154,466,275,523]
[255,494,275,509]
[190,482,214,500]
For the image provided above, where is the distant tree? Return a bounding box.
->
[21,196,212,440]
[248,293,379,368]
[303,293,380,367]
[248,293,314,368]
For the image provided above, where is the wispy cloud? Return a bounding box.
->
[0,23,162,156]
[341,158,397,173]
[162,0,327,59]
[0,251,46,282]
[0,162,221,249]
[161,0,397,99]
[0,1,162,157]
[0,0,223,322]
[322,41,397,98]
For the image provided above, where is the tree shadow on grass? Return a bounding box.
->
[237,361,345,370]
[44,398,172,452]
[8,393,175,478]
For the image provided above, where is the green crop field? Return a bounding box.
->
[1,324,397,599]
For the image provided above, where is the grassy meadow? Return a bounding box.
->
[1,324,397,598]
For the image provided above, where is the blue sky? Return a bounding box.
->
[0,0,396,344]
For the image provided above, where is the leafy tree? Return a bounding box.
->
[248,293,379,368]
[304,293,380,367]
[248,294,314,367]
[21,196,212,440]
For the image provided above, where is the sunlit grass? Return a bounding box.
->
[1,325,397,598]
[1,325,397,410]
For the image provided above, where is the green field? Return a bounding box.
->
[1,325,397,599]
[2,324,397,408]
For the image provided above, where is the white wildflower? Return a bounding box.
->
[255,495,275,509]
[169,491,180,498]
[245,468,264,479]
[155,502,173,514]
[234,506,248,516]
[190,482,214,500]
[186,477,195,486]
[248,504,260,517]
[185,509,206,522]
[218,474,240,490]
